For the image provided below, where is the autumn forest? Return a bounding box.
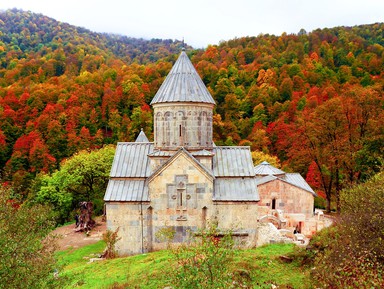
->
[0,9,383,215]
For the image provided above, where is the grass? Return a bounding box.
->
[56,242,311,288]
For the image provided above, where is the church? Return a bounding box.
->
[104,49,317,255]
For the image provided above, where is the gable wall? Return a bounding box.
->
[148,153,214,251]
[257,180,314,217]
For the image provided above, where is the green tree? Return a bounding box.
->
[0,187,59,289]
[34,145,115,223]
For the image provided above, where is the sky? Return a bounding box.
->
[1,0,384,48]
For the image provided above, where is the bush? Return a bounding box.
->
[0,187,60,289]
[307,172,384,288]
[167,224,251,289]
[102,228,121,259]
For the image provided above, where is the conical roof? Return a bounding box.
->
[254,161,286,176]
[135,129,149,143]
[150,50,216,105]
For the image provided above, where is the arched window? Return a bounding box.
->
[155,112,162,147]
[164,111,172,147]
[200,111,207,147]
[176,111,185,146]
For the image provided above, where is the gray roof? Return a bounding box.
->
[213,147,255,177]
[105,144,262,202]
[150,51,216,105]
[254,161,285,176]
[135,129,149,143]
[104,180,149,201]
[284,173,316,196]
[148,150,175,157]
[214,178,259,201]
[191,150,215,156]
[105,142,153,202]
[109,142,154,178]
[256,173,316,196]
[255,175,276,185]
[148,147,214,183]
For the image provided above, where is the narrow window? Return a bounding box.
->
[147,207,153,252]
[179,190,183,207]
[202,207,207,229]
[179,124,182,137]
[272,198,276,210]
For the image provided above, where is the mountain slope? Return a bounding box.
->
[0,9,382,212]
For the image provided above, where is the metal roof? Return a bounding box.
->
[283,173,317,196]
[191,150,215,156]
[213,147,255,177]
[254,161,286,176]
[150,51,216,105]
[255,175,277,185]
[255,174,316,196]
[214,178,259,201]
[148,150,175,157]
[135,129,149,143]
[104,179,149,201]
[109,142,154,178]
[148,147,214,183]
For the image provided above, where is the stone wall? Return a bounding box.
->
[105,202,147,255]
[153,103,214,150]
[107,152,264,255]
[257,180,314,218]
[213,202,259,247]
[148,151,215,251]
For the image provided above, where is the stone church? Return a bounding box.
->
[104,50,317,255]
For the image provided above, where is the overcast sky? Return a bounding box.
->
[1,0,384,48]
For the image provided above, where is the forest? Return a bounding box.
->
[0,9,383,218]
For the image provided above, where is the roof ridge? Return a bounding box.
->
[147,147,214,183]
[150,51,215,105]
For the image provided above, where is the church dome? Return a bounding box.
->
[150,50,215,105]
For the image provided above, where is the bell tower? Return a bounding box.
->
[150,49,215,151]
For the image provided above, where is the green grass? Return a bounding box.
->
[56,242,310,288]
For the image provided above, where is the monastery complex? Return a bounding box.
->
[104,50,324,255]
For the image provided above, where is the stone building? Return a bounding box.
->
[104,50,316,255]
[255,161,317,235]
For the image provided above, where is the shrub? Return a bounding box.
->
[307,172,384,288]
[0,186,60,289]
[102,228,122,259]
[167,224,251,289]
[155,226,176,249]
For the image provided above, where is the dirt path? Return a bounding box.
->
[53,217,107,251]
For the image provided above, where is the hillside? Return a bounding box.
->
[0,9,383,212]
[0,8,188,63]
[56,241,310,288]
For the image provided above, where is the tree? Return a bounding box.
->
[0,186,59,289]
[34,145,115,223]
[251,150,280,167]
[294,98,346,212]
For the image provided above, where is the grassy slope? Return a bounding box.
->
[56,241,310,288]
